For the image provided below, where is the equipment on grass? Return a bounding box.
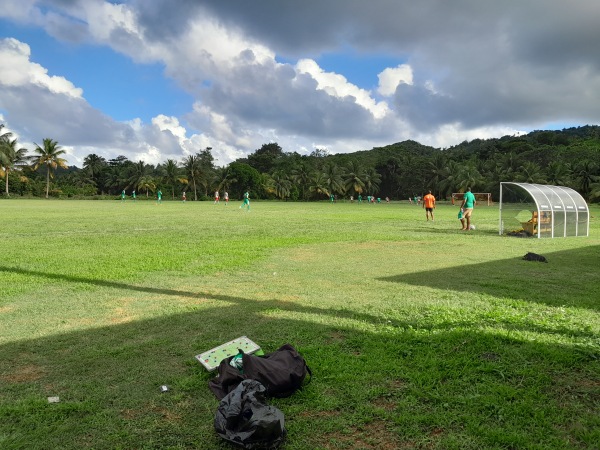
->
[196,336,261,371]
[469,224,476,230]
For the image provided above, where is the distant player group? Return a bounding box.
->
[119,187,476,228]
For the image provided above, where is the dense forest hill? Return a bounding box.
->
[2,125,599,202]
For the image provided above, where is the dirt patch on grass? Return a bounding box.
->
[298,409,341,418]
[372,396,397,411]
[1,364,46,382]
[321,420,403,449]
[327,331,346,343]
[111,307,133,324]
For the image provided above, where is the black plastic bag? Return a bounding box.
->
[214,379,286,449]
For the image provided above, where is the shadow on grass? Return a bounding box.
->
[1,260,599,449]
[378,244,600,311]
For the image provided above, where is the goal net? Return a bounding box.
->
[451,192,492,206]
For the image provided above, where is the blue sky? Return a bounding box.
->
[1,1,598,167]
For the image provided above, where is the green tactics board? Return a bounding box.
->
[195,336,261,371]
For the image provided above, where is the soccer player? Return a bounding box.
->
[423,190,436,221]
[132,190,136,201]
[224,191,229,205]
[182,191,186,202]
[214,190,220,204]
[460,187,476,231]
[121,189,126,201]
[157,189,162,204]
[240,191,250,211]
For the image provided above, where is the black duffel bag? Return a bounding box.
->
[209,343,312,400]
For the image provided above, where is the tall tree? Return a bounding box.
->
[363,167,382,196]
[270,170,291,199]
[0,137,28,196]
[183,155,202,201]
[322,163,344,196]
[291,163,312,201]
[162,159,186,199]
[309,172,330,199]
[343,160,365,196]
[83,154,107,193]
[127,160,151,191]
[29,138,68,198]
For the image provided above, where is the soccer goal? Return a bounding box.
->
[451,192,493,206]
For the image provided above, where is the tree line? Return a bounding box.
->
[1,123,599,202]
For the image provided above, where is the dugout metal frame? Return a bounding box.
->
[499,182,589,238]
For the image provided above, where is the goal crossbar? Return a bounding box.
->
[451,192,493,206]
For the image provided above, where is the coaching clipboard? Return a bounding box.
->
[195,336,261,371]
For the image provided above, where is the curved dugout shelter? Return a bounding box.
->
[499,182,589,238]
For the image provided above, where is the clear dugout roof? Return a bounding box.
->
[499,182,589,238]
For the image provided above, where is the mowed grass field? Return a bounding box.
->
[1,198,599,449]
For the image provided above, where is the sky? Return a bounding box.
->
[1,1,599,168]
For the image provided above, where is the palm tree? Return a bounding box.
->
[322,163,344,197]
[183,154,201,201]
[270,170,291,200]
[343,160,365,196]
[215,167,237,194]
[127,160,151,191]
[291,163,312,201]
[137,175,156,197]
[545,161,572,186]
[162,159,186,199]
[455,163,485,193]
[309,172,329,199]
[515,161,546,184]
[29,138,68,198]
[0,137,28,196]
[575,160,598,200]
[363,167,382,196]
[83,154,107,193]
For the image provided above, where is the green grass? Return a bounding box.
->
[1,199,599,449]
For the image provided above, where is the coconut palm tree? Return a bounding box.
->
[363,167,382,196]
[29,138,68,198]
[291,163,312,201]
[127,160,151,191]
[162,159,186,199]
[83,154,107,193]
[183,154,202,201]
[343,160,365,196]
[270,170,291,200]
[322,163,344,197]
[515,161,546,184]
[309,172,329,199]
[137,175,156,197]
[0,137,28,196]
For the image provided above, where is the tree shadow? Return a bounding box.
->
[1,264,599,448]
[378,245,600,311]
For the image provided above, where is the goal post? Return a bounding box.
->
[451,192,492,206]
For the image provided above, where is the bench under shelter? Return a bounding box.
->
[499,182,589,238]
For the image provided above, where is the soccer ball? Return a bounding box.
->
[469,224,476,230]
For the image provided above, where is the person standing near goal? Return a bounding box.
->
[460,187,476,231]
[423,190,436,221]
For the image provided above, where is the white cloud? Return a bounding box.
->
[296,58,389,119]
[0,38,83,98]
[377,64,413,96]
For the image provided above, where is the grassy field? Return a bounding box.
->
[1,198,598,449]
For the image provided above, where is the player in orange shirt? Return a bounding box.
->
[423,190,436,221]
